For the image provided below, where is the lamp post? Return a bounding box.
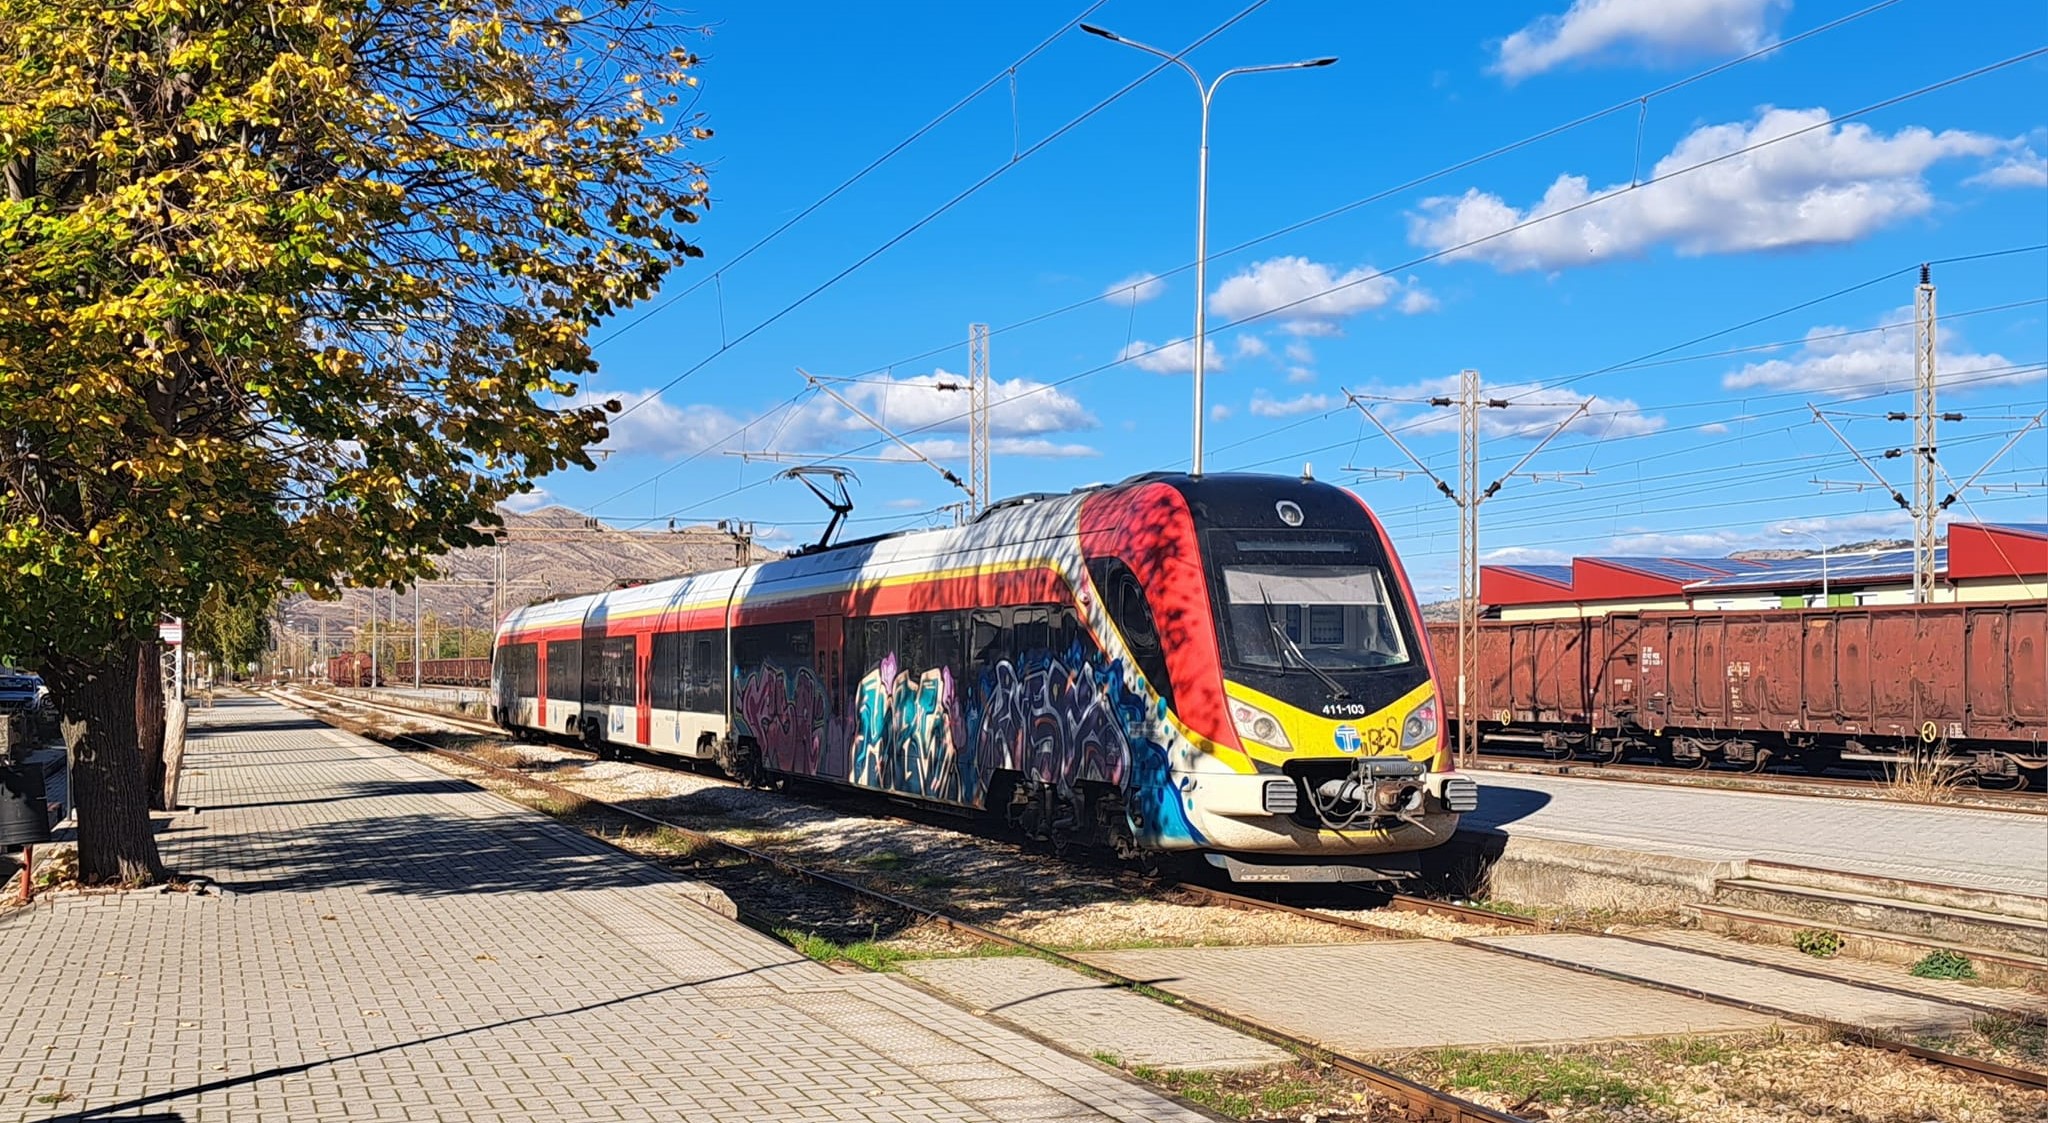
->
[1081,24,1335,477]
[1777,527,1831,607]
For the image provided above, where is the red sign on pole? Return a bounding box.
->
[158,620,184,646]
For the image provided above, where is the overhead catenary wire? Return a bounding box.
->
[596,46,2048,529]
[578,2,1912,514]
[604,0,1275,424]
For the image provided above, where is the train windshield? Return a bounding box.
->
[1221,565,1411,671]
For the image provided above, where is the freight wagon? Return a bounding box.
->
[1428,601,2046,788]
[323,655,493,688]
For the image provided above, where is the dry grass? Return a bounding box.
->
[1884,748,1970,803]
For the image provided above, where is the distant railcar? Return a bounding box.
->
[1429,602,2046,787]
[492,473,1477,883]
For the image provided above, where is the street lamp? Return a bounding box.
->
[1082,23,1336,477]
[1777,527,1831,607]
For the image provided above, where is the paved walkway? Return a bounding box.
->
[898,958,1291,1073]
[1465,773,2048,898]
[0,696,1210,1123]
[1076,943,1778,1052]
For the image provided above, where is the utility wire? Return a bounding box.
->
[602,45,2048,526]
[586,0,1112,353]
[606,0,1274,424]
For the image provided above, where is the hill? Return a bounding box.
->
[277,507,778,662]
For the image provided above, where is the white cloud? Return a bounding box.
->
[1605,511,1919,557]
[618,370,1099,465]
[1233,335,1269,359]
[501,488,555,514]
[1699,421,1730,434]
[1284,341,1315,364]
[1494,0,1787,81]
[1400,287,1441,314]
[1249,391,1336,418]
[1410,108,2001,272]
[1967,148,2048,189]
[1721,307,2030,395]
[885,497,927,510]
[1121,337,1223,375]
[912,437,1099,459]
[1378,375,1664,438]
[1483,545,1571,565]
[1210,404,1233,421]
[1286,366,1316,385]
[1103,272,1167,306]
[1208,256,1434,336]
[601,390,749,458]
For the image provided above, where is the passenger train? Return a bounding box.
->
[491,473,1477,882]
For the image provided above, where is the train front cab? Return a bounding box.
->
[1083,476,1475,883]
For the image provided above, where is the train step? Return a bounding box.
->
[1707,878,2048,960]
[1690,903,2048,990]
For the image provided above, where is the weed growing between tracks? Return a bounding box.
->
[1383,1029,2048,1122]
[1089,1054,1397,1123]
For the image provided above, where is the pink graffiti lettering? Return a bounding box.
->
[738,663,827,774]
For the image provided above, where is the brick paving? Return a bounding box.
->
[1076,942,1777,1052]
[0,695,1212,1123]
[898,958,1291,1073]
[1465,773,2047,899]
[1634,929,2048,1018]
[1476,934,1982,1033]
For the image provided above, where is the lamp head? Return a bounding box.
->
[1080,23,1121,42]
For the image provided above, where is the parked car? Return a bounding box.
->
[0,667,48,716]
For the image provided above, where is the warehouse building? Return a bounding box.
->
[1481,521,2048,621]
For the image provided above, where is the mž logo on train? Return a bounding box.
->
[490,473,1479,884]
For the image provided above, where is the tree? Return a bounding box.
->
[0,1,709,882]
[190,583,274,679]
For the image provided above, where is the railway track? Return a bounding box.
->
[280,684,2048,1099]
[1470,751,2048,814]
[269,686,1523,1123]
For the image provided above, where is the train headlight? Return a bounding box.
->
[1229,698,1292,750]
[1401,698,1438,749]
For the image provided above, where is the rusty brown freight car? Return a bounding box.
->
[1431,602,2045,787]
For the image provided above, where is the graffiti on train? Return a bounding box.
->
[737,661,828,774]
[839,652,968,801]
[975,655,1131,795]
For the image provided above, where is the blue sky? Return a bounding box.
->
[530,0,2047,596]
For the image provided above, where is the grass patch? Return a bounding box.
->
[855,850,908,869]
[775,928,905,972]
[1793,928,1844,958]
[1973,1012,2047,1061]
[1885,749,1969,803]
[1909,949,1977,980]
[637,826,712,858]
[532,793,591,818]
[1128,1067,1254,1118]
[1091,1050,1122,1067]
[1464,898,1539,920]
[1650,1036,1734,1066]
[1426,1047,1664,1108]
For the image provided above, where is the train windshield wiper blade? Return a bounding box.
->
[1258,587,1349,699]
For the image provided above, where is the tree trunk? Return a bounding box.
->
[136,641,167,810]
[48,640,166,885]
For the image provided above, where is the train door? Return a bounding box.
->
[636,632,652,746]
[816,613,846,726]
[536,641,549,728]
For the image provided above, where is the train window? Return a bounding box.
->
[969,609,1005,668]
[1087,559,1173,706]
[650,634,685,711]
[733,622,813,676]
[855,618,889,678]
[931,613,965,681]
[897,615,930,674]
[506,643,539,696]
[686,634,724,712]
[1013,607,1050,655]
[544,640,581,703]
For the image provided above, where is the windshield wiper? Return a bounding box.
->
[1258,588,1349,699]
